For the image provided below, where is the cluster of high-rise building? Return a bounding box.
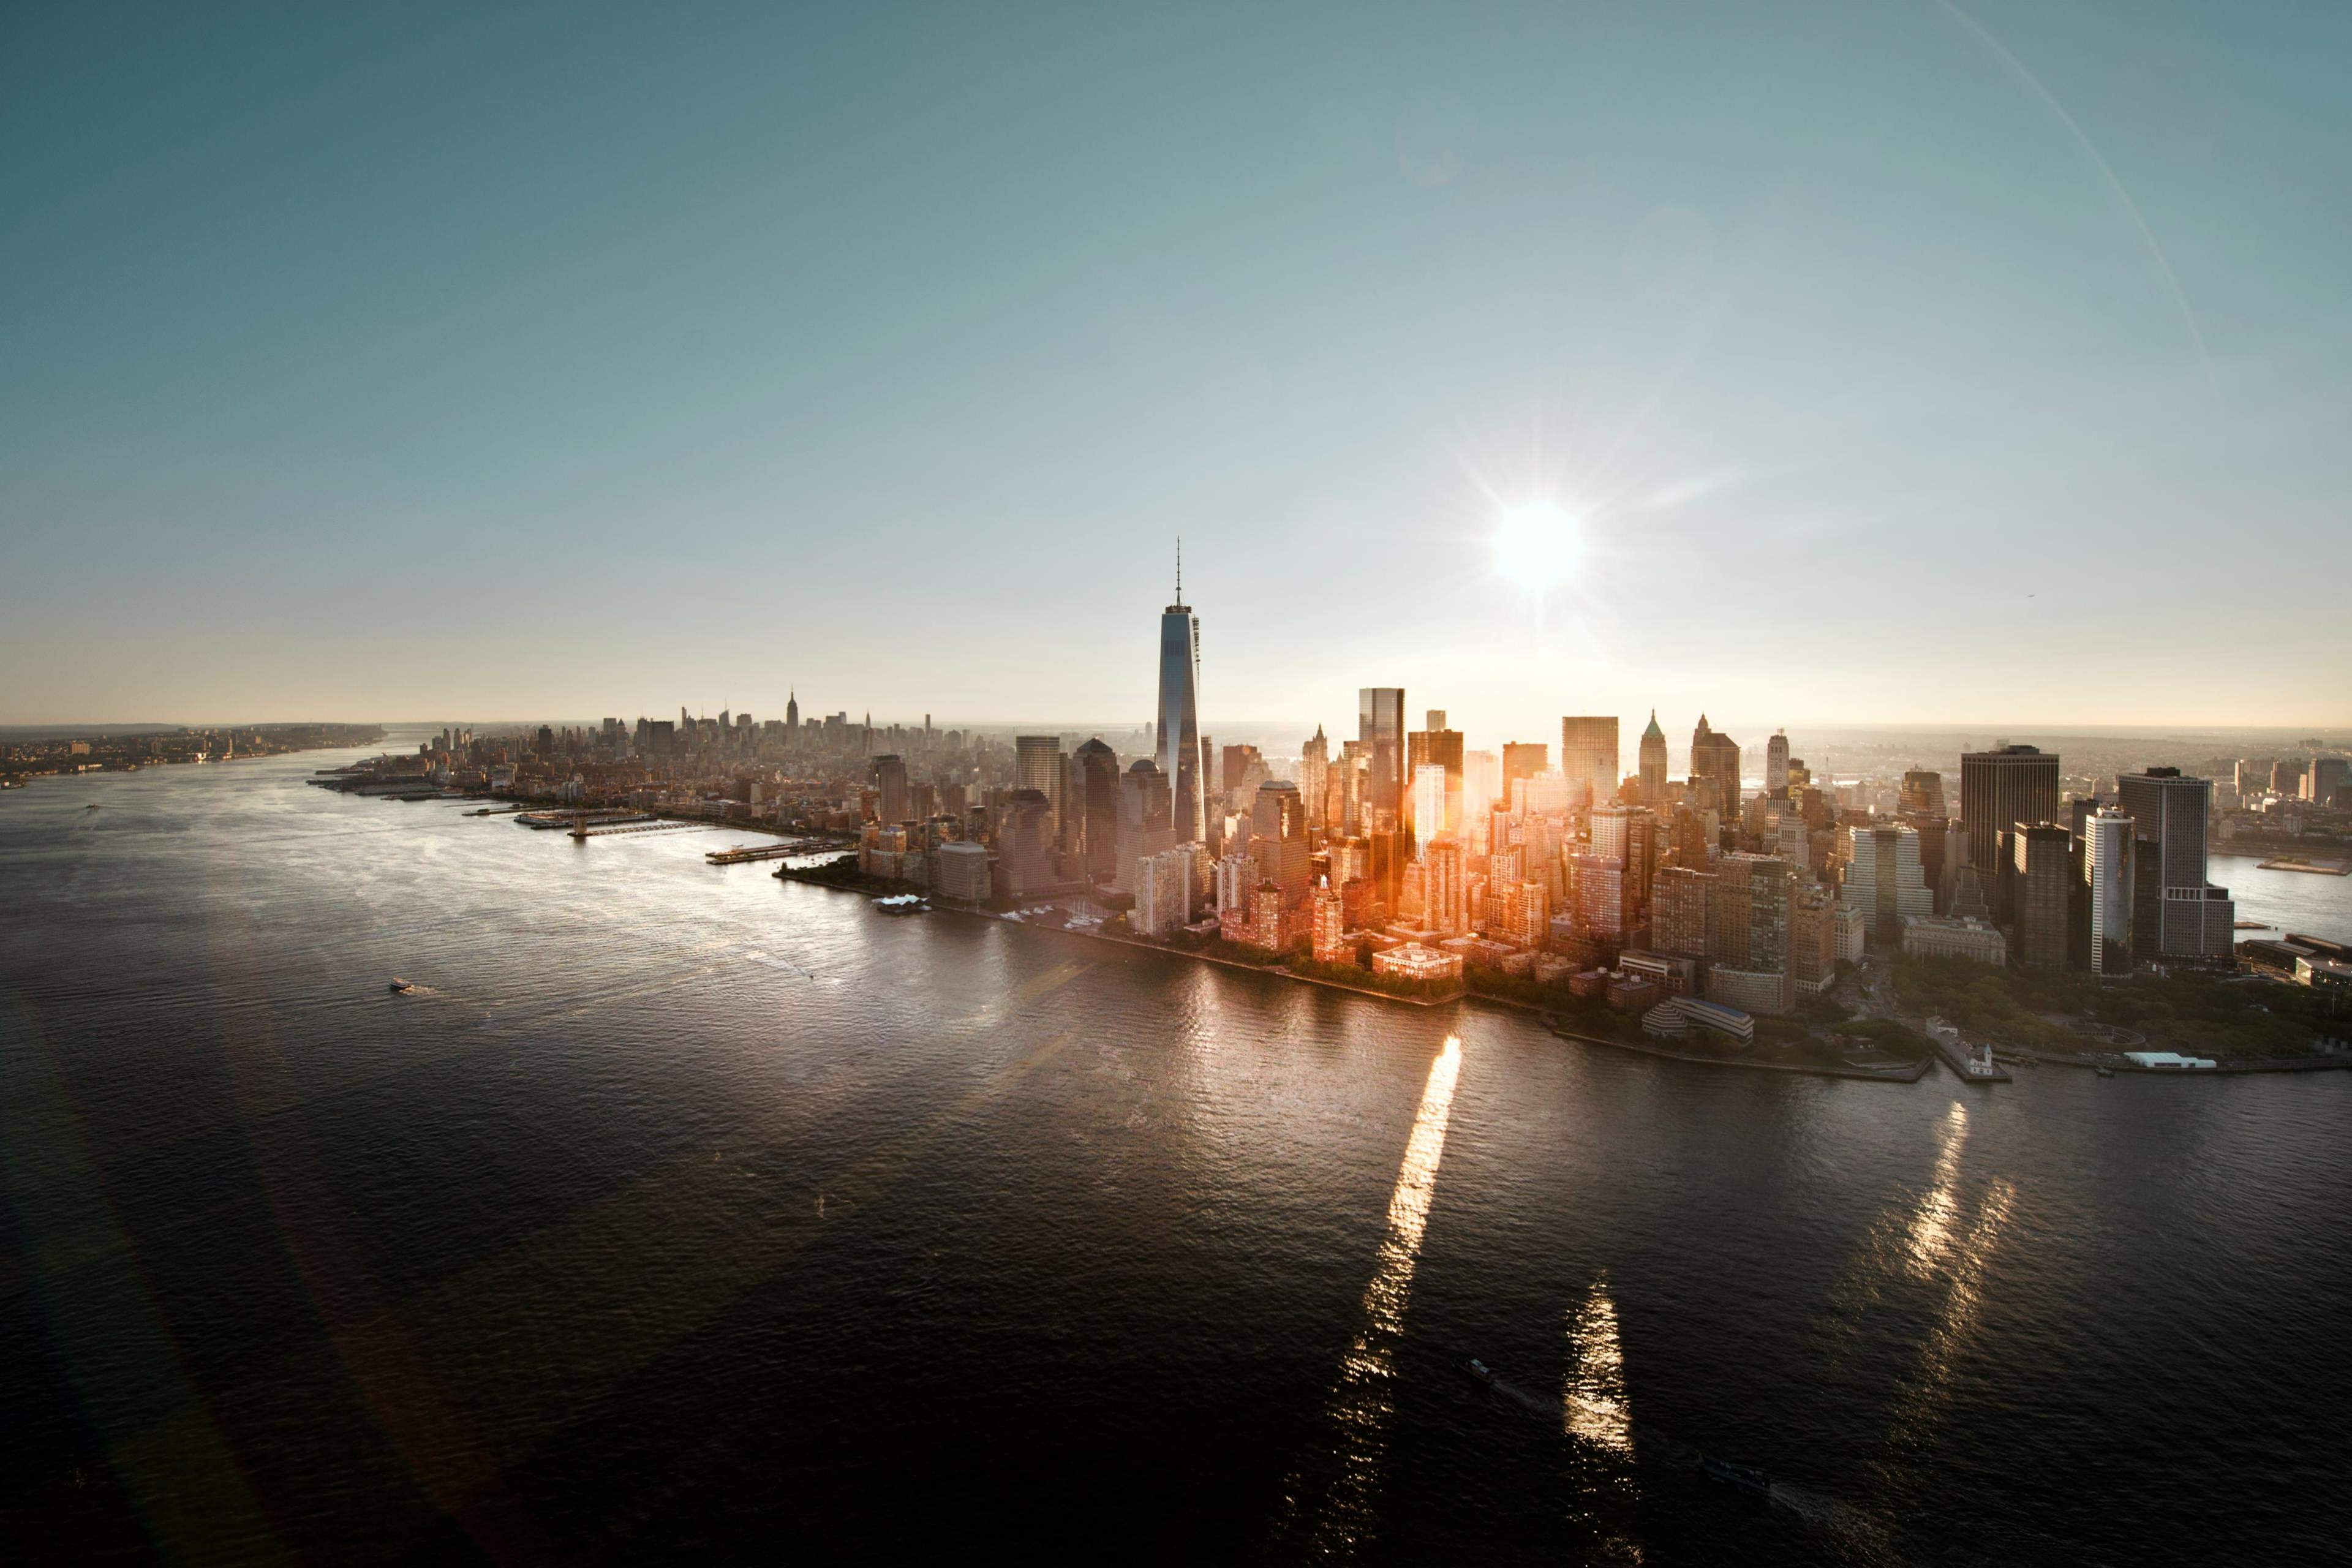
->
[462,558,2274,1008]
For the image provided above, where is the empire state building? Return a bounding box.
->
[1156,546,1205,845]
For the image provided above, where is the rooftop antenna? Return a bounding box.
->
[1175,535,1183,605]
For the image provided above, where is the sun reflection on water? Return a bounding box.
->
[1282,1035,1463,1555]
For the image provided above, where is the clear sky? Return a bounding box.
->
[4,1,2348,736]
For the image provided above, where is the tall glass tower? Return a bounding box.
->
[1157,545,1205,845]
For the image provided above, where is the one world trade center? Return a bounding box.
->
[1156,543,1205,845]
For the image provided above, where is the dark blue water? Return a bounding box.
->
[3,740,2346,1564]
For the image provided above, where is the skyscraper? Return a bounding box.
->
[1115,759,1173,895]
[1706,853,1795,1014]
[1689,715,1741,817]
[1358,688,1406,833]
[1300,726,1329,829]
[1900,769,1945,816]
[1501,741,1548,796]
[1075,738,1120,883]
[2085,805,2135,977]
[1561,716,1619,807]
[1422,835,1466,935]
[2011,823,2073,970]
[1765,730,1790,796]
[2115,767,2234,959]
[1841,823,1932,945]
[1407,720,1464,839]
[1638,711,1668,807]
[1015,735,1065,845]
[1251,779,1310,905]
[1156,549,1206,846]
[1961,745,2060,877]
[1411,764,1447,859]
[871,753,909,824]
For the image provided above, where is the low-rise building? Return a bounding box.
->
[1373,941,1465,986]
[1902,913,2008,965]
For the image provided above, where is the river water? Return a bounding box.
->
[2,739,2345,1564]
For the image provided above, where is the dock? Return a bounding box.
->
[705,839,839,864]
[1923,1017,2011,1084]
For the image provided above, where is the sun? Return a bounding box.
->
[1494,501,1580,591]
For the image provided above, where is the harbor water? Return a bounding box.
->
[2,741,2346,1563]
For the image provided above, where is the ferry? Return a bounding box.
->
[388,978,415,994]
[1700,1453,1771,1499]
[875,894,929,916]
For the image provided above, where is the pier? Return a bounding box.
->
[1924,1017,2011,1084]
[706,839,840,864]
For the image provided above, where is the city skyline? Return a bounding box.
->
[6,6,2351,726]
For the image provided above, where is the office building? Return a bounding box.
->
[2011,823,2072,970]
[2309,756,2351,805]
[2270,758,2305,796]
[1461,749,1500,825]
[1411,763,1449,855]
[1156,557,1207,845]
[1501,741,1549,798]
[1961,744,2060,879]
[1074,739,1120,882]
[1689,715,1741,817]
[2115,767,2234,959]
[1841,823,1932,945]
[1638,711,1668,806]
[1016,735,1065,843]
[1900,769,1945,816]
[1357,687,1406,826]
[1251,779,1310,905]
[1562,716,1619,806]
[1114,760,1173,895]
[1765,730,1790,795]
[1001,790,1058,898]
[932,840,992,903]
[1300,726,1329,828]
[2085,805,2135,976]
[871,753,909,825]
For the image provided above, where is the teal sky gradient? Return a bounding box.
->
[5,2,2348,734]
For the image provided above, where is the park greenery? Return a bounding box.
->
[1892,952,2339,1060]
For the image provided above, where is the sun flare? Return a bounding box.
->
[1494,501,1580,591]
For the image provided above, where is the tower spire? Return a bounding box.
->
[1175,535,1183,603]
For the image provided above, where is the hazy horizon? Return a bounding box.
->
[7,3,2349,727]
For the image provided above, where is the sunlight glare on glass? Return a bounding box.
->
[1494,501,1580,592]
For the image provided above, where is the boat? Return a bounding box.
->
[2095,1065,2114,1078]
[875,894,930,915]
[1700,1454,1771,1499]
[388,978,415,994]
[1468,1358,1497,1387]
[85,802,101,810]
